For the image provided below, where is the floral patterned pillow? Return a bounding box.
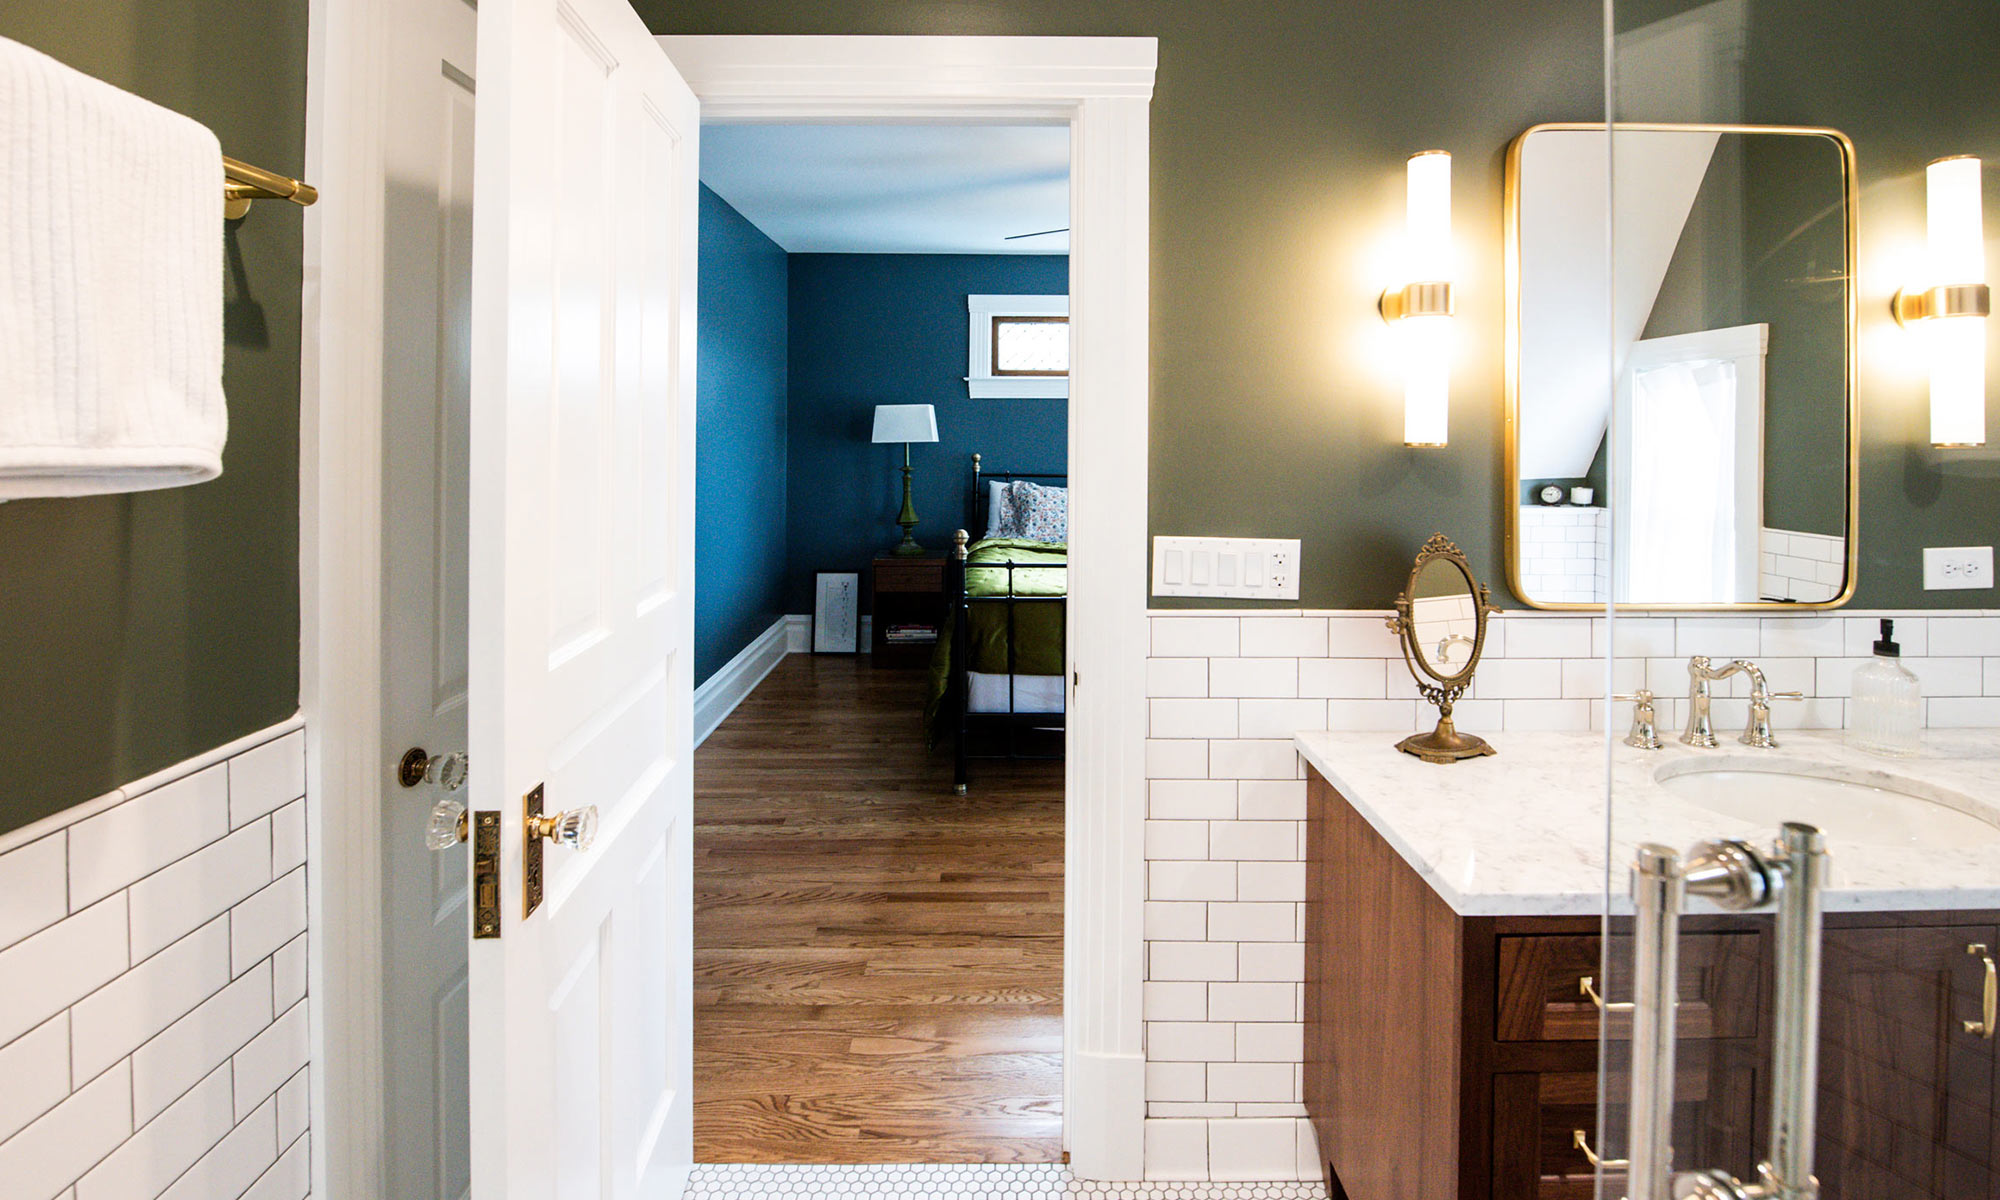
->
[1007,481,1068,544]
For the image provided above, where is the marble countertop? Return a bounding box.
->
[1293,727,2000,917]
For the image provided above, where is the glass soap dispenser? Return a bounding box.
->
[1850,618,1921,756]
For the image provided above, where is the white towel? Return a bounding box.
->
[0,36,226,500]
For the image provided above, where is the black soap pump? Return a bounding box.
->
[1849,618,1921,756]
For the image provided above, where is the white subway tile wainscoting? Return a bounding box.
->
[1140,607,2000,1180]
[1515,506,1608,603]
[0,720,310,1200]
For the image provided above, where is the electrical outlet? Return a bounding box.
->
[1923,546,1994,590]
[1152,537,1302,600]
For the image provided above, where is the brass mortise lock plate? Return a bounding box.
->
[523,783,546,920]
[472,811,502,939]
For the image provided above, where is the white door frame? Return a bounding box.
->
[664,37,1155,1178]
[302,25,1156,1191]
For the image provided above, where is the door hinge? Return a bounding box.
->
[471,810,502,939]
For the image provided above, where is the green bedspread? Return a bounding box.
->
[925,538,1068,735]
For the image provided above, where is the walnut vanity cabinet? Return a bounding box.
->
[1303,765,2000,1200]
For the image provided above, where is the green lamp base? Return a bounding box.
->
[890,455,924,556]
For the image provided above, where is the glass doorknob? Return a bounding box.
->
[527,806,598,851]
[399,747,469,791]
[425,795,468,851]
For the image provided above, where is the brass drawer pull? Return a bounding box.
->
[1967,943,1998,1039]
[1573,1129,1629,1170]
[1580,974,1635,1014]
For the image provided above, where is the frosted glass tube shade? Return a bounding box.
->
[1402,315,1451,445]
[1928,316,1986,445]
[1924,157,1986,446]
[1406,151,1452,281]
[1928,156,1985,285]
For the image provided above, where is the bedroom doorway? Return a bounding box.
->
[689,120,1073,1162]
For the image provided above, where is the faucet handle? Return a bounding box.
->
[1741,689,1803,749]
[1613,689,1663,751]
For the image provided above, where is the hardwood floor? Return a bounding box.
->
[693,654,1065,1163]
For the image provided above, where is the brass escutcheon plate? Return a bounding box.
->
[523,783,546,920]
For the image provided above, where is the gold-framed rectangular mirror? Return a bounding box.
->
[1504,122,1859,610]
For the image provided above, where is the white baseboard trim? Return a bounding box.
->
[784,612,873,655]
[694,616,792,747]
[1070,1050,1147,1179]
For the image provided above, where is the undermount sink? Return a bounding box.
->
[1653,758,2000,851]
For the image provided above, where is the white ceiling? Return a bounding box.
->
[698,124,1071,255]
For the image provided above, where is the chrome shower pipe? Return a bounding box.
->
[1763,822,1828,1200]
[1620,829,1823,1200]
[1627,843,1686,1200]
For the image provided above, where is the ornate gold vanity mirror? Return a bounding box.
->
[1388,534,1497,763]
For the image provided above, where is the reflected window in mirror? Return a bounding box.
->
[1505,124,1857,610]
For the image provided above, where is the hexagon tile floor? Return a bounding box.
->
[681,1164,1331,1199]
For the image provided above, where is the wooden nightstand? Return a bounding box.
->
[870,556,947,668]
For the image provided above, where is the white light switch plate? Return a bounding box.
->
[1152,536,1301,600]
[1923,546,1994,590]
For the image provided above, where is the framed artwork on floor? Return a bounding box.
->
[812,572,860,654]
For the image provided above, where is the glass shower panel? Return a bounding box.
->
[1598,4,2000,1200]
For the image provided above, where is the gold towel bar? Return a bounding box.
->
[223,156,317,219]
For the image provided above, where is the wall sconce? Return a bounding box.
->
[1380,150,1455,447]
[1894,155,1990,447]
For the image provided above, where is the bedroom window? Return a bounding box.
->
[967,294,1069,398]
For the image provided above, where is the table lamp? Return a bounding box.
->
[871,404,940,556]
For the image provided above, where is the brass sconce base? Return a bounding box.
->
[1397,714,1497,765]
[1378,280,1456,322]
[1893,283,1991,325]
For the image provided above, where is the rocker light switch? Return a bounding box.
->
[1151,537,1302,600]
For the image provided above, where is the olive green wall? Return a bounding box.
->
[644,0,2000,612]
[1615,1,2000,606]
[639,0,1609,610]
[0,4,305,835]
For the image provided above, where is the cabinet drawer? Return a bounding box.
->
[873,560,945,592]
[1496,933,1760,1042]
[1492,1049,1757,1200]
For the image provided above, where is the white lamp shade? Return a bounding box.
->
[871,403,940,444]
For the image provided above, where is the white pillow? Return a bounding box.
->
[984,479,1016,538]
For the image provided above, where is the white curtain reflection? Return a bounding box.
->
[1626,359,1738,603]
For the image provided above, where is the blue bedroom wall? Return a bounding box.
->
[695,184,790,685]
[785,253,1070,613]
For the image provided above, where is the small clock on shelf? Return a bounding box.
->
[1536,483,1566,506]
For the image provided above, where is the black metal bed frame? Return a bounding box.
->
[946,453,1068,795]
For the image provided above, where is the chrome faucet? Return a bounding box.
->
[1683,656,1745,747]
[1683,656,1804,749]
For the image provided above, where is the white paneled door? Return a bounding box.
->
[465,0,697,1196]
